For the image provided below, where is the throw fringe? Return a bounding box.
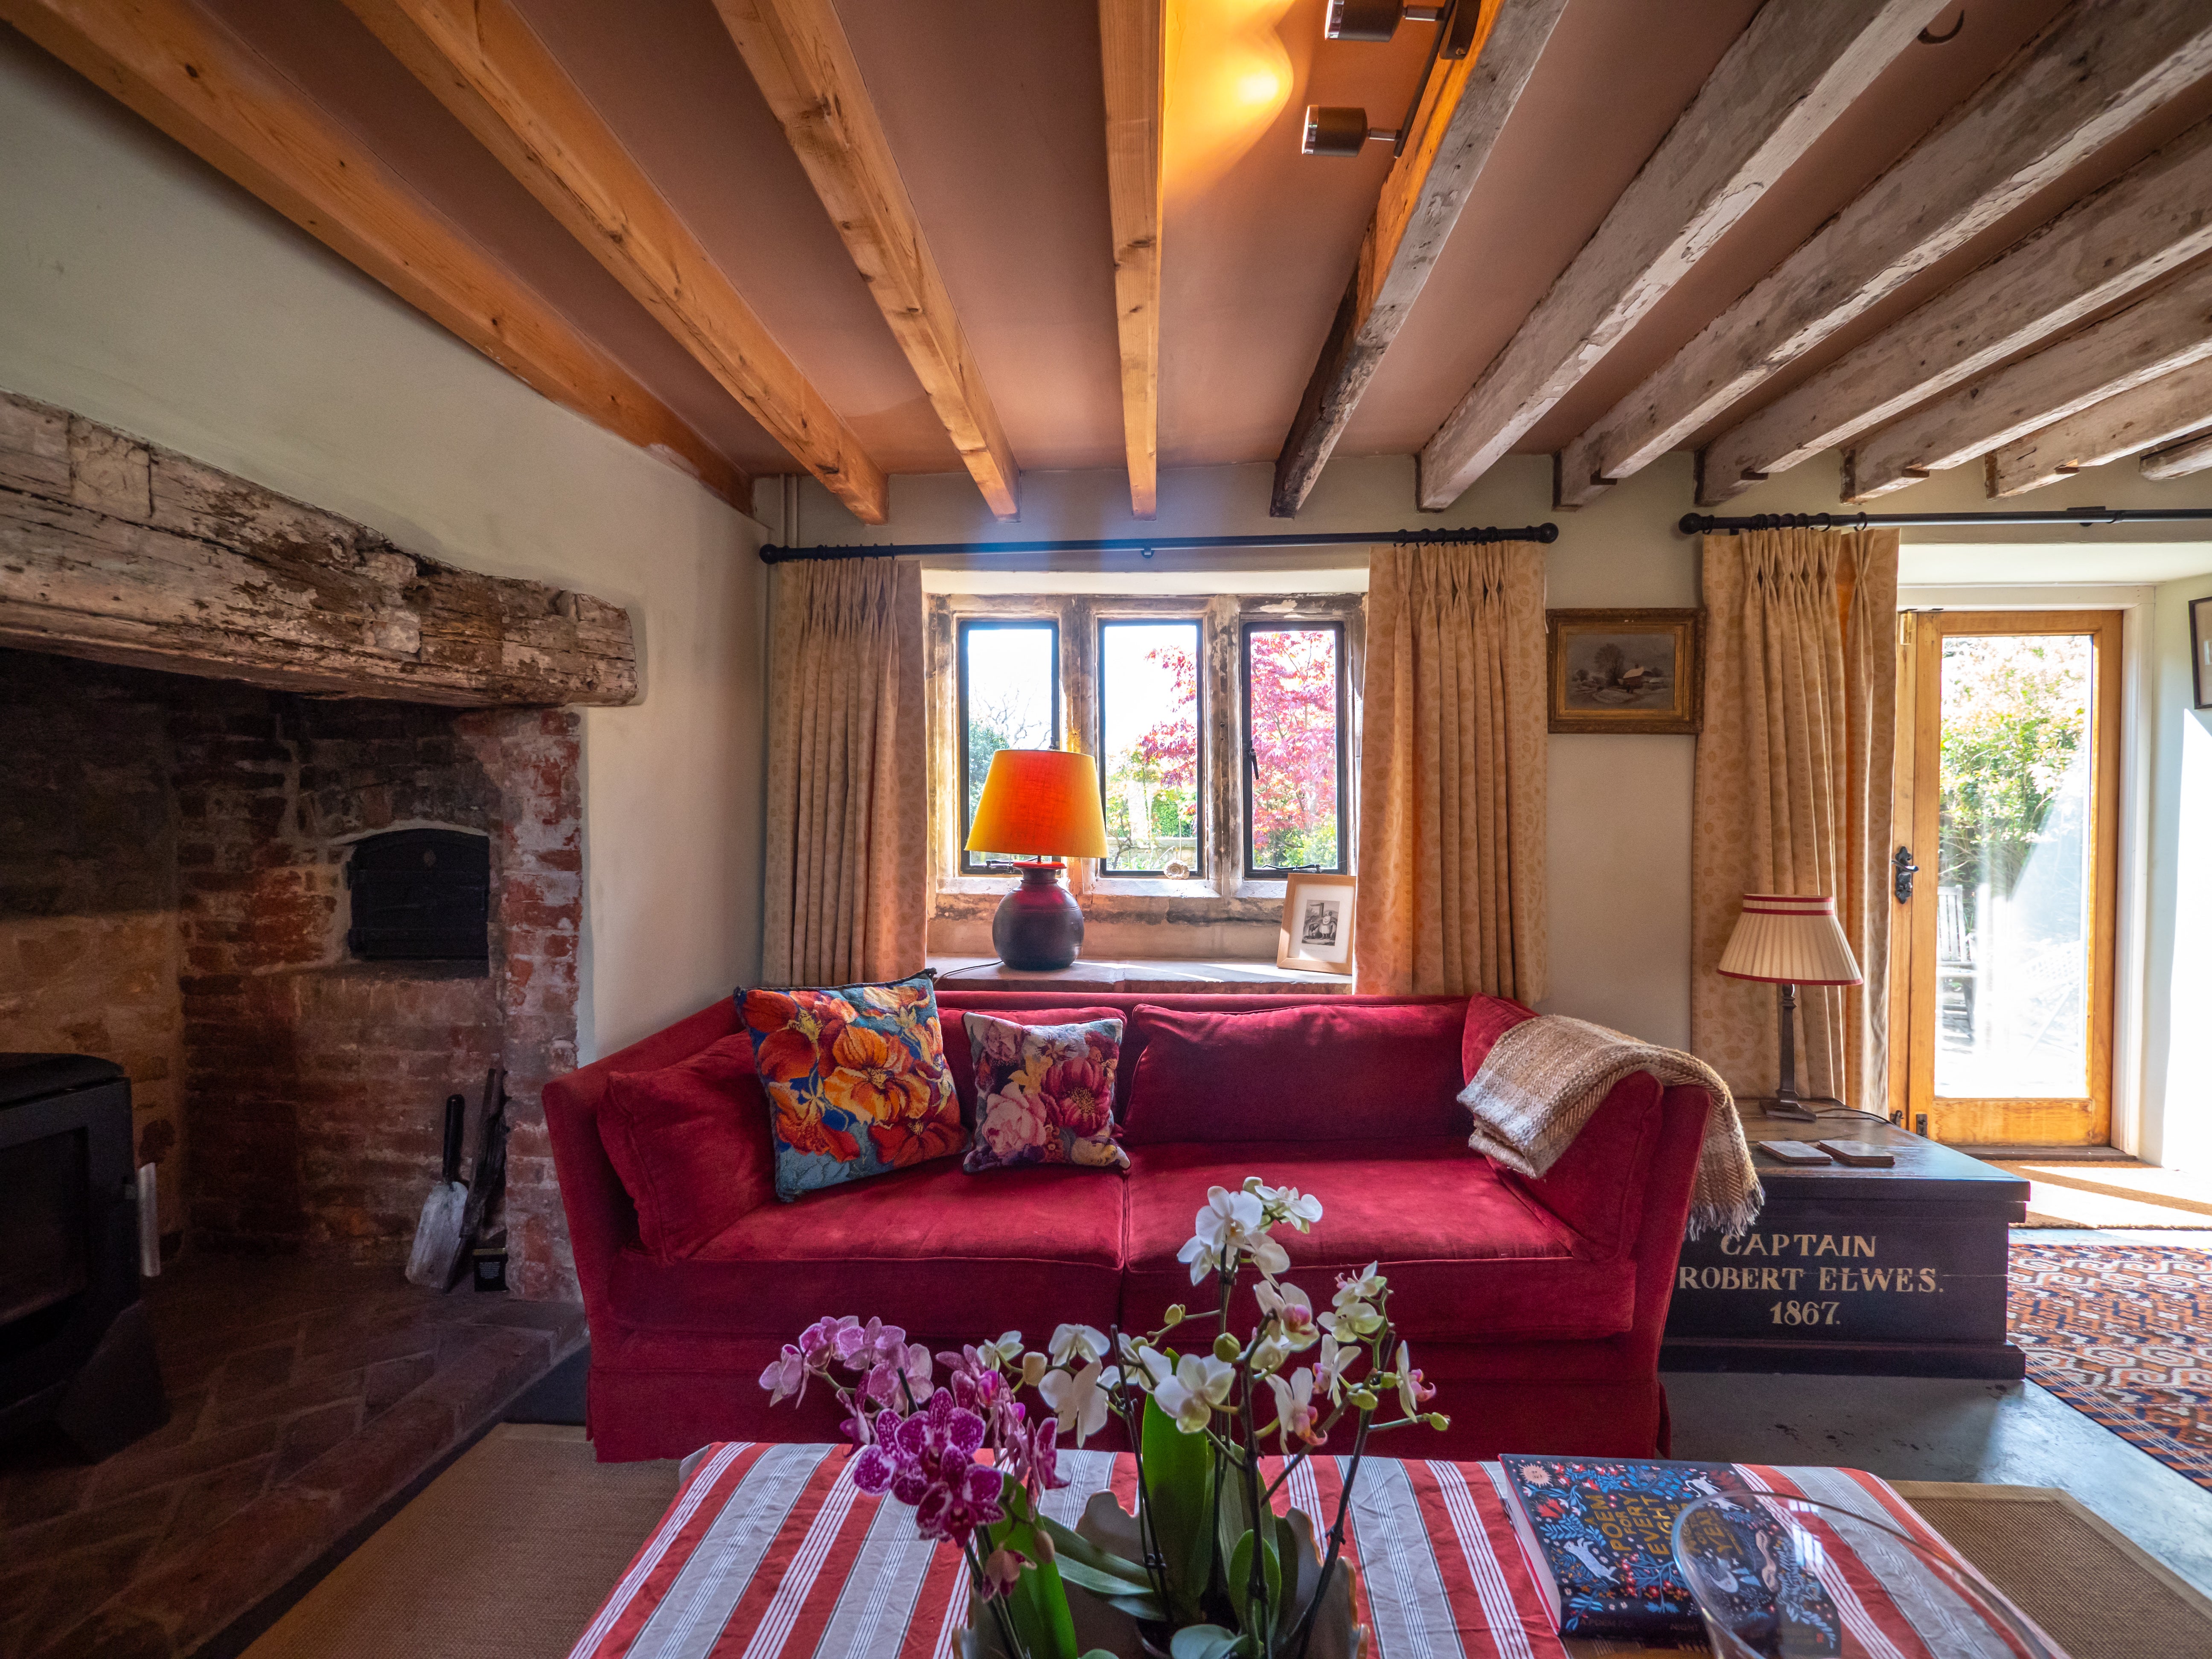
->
[1458,1015,1762,1238]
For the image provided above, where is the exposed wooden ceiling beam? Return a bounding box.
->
[1845,262,2212,501]
[1098,0,1165,519]
[1559,0,2212,509]
[1988,356,2212,496]
[2142,425,2212,479]
[1698,117,2212,507]
[1413,0,1942,512]
[341,0,883,523]
[1271,0,1563,519]
[713,0,1019,520]
[0,0,752,509]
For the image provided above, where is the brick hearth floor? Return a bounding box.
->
[0,1257,585,1659]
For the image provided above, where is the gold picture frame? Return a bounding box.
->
[1546,608,1704,734]
[1277,873,1356,975]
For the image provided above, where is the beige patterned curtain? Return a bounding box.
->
[761,557,928,987]
[1355,541,1548,1000]
[1691,528,1898,1108]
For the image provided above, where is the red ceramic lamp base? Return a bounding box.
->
[992,862,1085,971]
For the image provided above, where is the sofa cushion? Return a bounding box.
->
[1120,1141,1636,1343]
[963,1014,1129,1173]
[1461,994,1539,1081]
[607,1157,1126,1340]
[598,1033,774,1258]
[941,1004,1126,1118]
[740,972,965,1201]
[1121,1003,1467,1144]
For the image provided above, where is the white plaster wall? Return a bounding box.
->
[2142,576,2212,1170]
[0,37,767,1058]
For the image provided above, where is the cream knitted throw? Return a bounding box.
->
[1458,1014,1762,1238]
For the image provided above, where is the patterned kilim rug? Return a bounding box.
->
[2008,1240,2212,1490]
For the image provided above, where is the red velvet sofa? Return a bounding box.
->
[543,990,1711,1463]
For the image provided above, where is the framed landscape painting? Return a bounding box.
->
[1546,608,1704,734]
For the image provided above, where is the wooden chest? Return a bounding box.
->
[1659,1116,2029,1379]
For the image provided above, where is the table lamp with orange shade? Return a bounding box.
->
[966,749,1110,971]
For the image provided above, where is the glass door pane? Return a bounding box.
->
[1933,633,2094,1099]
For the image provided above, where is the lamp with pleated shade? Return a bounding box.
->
[966,749,1109,971]
[1717,894,1863,1122]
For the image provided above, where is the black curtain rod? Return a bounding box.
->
[758,524,1559,563]
[1681,506,2212,535]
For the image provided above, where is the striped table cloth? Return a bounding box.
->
[567,1445,2046,1659]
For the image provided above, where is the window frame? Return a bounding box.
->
[1095,615,1207,879]
[926,591,1364,940]
[1238,617,1350,878]
[956,615,1062,874]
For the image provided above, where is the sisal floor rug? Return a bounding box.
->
[2008,1239,2212,1491]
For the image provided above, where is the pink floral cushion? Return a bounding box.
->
[961,1013,1128,1175]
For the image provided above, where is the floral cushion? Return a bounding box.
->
[740,972,965,1202]
[962,1013,1128,1175]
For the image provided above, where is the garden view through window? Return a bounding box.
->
[1099,621,1202,875]
[960,620,1057,868]
[1243,623,1344,873]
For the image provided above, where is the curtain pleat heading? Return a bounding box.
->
[762,557,928,987]
[1356,540,1548,1001]
[1691,527,1898,1109]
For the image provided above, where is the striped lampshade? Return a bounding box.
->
[1716,894,1863,986]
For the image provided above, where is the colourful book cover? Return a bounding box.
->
[1497,1457,1840,1649]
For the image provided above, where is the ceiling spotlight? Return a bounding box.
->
[1302,106,1401,158]
[1324,1,1444,42]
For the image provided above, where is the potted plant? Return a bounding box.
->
[760,1178,1447,1659]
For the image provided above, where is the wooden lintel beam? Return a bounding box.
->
[1563,0,2212,509]
[0,0,752,511]
[713,0,1019,520]
[1414,0,1941,512]
[1099,0,1165,519]
[2142,426,2212,480]
[342,0,886,523]
[0,390,636,705]
[1698,117,2212,508]
[1271,0,1561,520]
[1846,262,2212,501]
[1988,357,2212,496]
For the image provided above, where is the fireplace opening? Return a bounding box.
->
[0,1124,91,1336]
[346,827,491,966]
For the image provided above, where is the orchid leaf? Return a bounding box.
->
[1140,1394,1214,1622]
[989,1474,1080,1659]
[1168,1624,1239,1659]
[1031,1514,1149,1585]
[1224,1528,1282,1632]
[1053,1558,1159,1605]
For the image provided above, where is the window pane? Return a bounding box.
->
[963,624,1056,858]
[1100,622,1201,875]
[1246,627,1340,871]
[1934,633,2094,1099]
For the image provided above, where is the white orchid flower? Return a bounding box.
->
[1318,1298,1382,1339]
[1152,1353,1236,1432]
[1039,1359,1120,1446]
[1314,1336,1354,1406]
[1248,1179,1324,1232]
[1337,1262,1386,1302]
[1049,1323,1109,1367]
[1254,1280,1321,1352]
[1121,1341,1174,1391]
[1178,1186,1291,1285]
[1266,1366,1321,1451]
[984,1331,1025,1368]
[1395,1342,1433,1419]
[1249,1330,1291,1377]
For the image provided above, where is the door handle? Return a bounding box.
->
[1893,844,1919,903]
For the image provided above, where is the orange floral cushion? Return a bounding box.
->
[961,1013,1128,1175]
[739,972,964,1201]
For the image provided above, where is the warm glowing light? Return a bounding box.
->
[1235,68,1283,105]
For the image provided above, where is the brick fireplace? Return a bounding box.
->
[0,650,584,1299]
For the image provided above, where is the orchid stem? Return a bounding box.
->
[1287,1408,1370,1659]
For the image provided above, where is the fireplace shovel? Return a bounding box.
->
[405,1092,469,1288]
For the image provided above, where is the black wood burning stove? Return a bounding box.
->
[0,1054,168,1458]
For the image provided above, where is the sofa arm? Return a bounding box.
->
[1498,1071,1665,1256]
[543,999,742,1330]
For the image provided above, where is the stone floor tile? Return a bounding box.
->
[207,1366,358,1432]
[9,1535,154,1657]
[81,1418,283,1508]
[207,1341,297,1402]
[142,1455,275,1567]
[270,1401,362,1483]
[0,1488,175,1564]
[361,1351,436,1416]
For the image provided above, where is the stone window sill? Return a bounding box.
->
[927,955,1354,995]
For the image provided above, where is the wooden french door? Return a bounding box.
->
[1890,611,2121,1148]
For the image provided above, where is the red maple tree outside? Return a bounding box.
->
[1126,630,1338,868]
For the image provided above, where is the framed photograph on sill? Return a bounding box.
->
[1278,873,1356,975]
[1546,607,1704,734]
